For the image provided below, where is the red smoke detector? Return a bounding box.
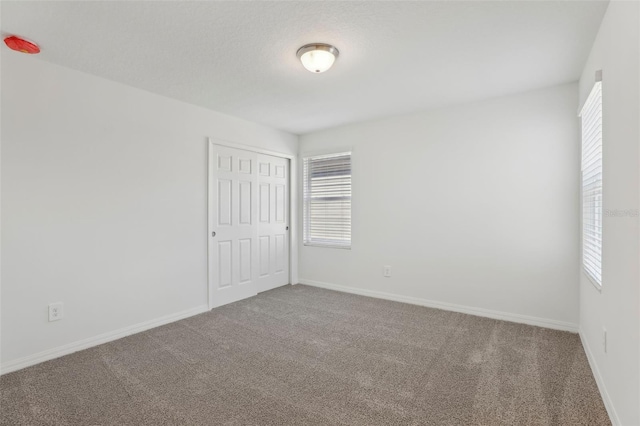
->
[4,36,40,54]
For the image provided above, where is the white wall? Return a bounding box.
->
[578,1,640,425]
[1,54,297,369]
[299,83,580,330]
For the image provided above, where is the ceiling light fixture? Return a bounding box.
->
[296,43,339,73]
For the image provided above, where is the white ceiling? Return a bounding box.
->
[2,1,608,134]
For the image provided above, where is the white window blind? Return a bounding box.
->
[303,152,351,248]
[580,80,602,286]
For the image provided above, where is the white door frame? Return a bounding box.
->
[207,137,298,310]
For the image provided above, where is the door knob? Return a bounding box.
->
[211,231,216,237]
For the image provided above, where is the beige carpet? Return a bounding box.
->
[1,285,610,425]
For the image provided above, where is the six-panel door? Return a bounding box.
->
[209,145,259,308]
[257,154,290,293]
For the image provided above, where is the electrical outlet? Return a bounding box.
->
[383,265,392,277]
[602,327,607,353]
[49,302,64,322]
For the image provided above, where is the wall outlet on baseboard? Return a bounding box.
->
[602,327,607,353]
[383,265,392,277]
[49,302,64,322]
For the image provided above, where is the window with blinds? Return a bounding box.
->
[303,152,352,248]
[580,79,602,287]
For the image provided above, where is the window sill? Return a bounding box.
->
[304,243,351,250]
[583,269,602,293]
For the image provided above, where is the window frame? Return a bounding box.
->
[580,76,603,290]
[302,151,352,249]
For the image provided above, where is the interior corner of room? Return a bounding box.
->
[1,1,638,425]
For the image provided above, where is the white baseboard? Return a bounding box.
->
[1,304,209,376]
[579,330,619,426]
[298,279,579,333]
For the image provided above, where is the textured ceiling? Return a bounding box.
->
[1,1,608,134]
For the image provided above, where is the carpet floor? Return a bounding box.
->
[1,285,610,425]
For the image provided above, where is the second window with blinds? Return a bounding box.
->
[581,77,603,288]
[303,152,352,248]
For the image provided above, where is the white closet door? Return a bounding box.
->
[209,145,259,308]
[256,154,290,293]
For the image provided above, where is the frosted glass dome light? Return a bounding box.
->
[297,43,339,73]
